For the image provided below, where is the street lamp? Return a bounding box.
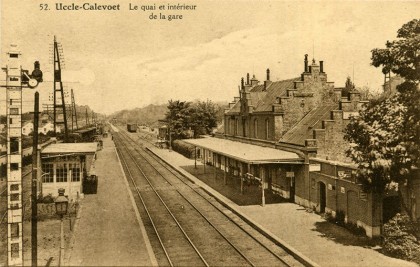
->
[55,188,68,267]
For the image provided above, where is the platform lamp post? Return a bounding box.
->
[55,188,68,267]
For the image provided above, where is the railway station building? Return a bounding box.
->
[40,142,97,200]
[184,55,387,237]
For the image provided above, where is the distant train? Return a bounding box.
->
[127,123,137,133]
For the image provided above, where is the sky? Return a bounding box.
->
[1,0,419,115]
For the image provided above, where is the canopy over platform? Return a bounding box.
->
[184,137,303,164]
[42,143,97,155]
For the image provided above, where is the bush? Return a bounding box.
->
[172,140,196,158]
[335,210,345,226]
[346,222,366,236]
[383,213,420,260]
[38,193,54,203]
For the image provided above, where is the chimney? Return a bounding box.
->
[266,68,270,81]
[247,73,250,85]
[304,54,308,72]
[320,61,324,73]
[241,78,244,90]
[308,66,312,73]
[250,75,259,86]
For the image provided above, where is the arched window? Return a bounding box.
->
[254,119,258,138]
[265,119,269,140]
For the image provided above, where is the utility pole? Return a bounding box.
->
[71,89,78,130]
[85,108,89,126]
[31,92,40,266]
[52,36,68,141]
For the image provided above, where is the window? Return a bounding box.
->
[56,164,67,182]
[70,163,81,182]
[10,108,19,115]
[10,163,19,171]
[226,118,230,134]
[11,243,19,258]
[265,119,269,140]
[10,184,19,191]
[11,223,19,238]
[254,119,258,138]
[10,138,19,154]
[235,118,239,135]
[42,163,54,183]
[10,193,19,201]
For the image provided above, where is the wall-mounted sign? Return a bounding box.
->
[286,171,294,178]
[309,164,321,172]
[328,184,333,190]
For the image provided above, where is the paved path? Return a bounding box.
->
[149,145,418,267]
[67,136,156,266]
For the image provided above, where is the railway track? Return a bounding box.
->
[114,127,304,267]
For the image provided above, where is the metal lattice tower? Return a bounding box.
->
[52,36,68,141]
[4,45,24,266]
[71,89,78,131]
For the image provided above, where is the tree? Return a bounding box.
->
[344,19,420,220]
[165,99,193,140]
[190,100,218,138]
[165,99,219,140]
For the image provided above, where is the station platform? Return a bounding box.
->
[66,136,156,266]
[147,145,417,267]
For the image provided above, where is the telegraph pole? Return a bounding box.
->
[85,107,89,126]
[31,92,40,266]
[71,89,78,130]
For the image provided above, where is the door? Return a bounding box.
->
[319,182,326,213]
[289,177,295,202]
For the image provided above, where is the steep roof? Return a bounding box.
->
[253,78,299,112]
[280,103,338,145]
[225,77,299,115]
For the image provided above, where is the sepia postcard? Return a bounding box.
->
[1,0,419,266]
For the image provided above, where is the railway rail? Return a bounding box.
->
[114,126,304,267]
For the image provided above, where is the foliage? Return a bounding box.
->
[172,140,196,158]
[323,210,366,236]
[335,210,346,226]
[371,19,420,81]
[383,213,420,260]
[344,19,420,212]
[109,104,168,126]
[190,100,218,137]
[344,94,413,193]
[165,99,219,140]
[37,193,54,203]
[165,100,194,140]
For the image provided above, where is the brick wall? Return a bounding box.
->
[308,159,382,237]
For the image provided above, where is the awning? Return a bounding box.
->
[183,137,303,164]
[42,143,97,154]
